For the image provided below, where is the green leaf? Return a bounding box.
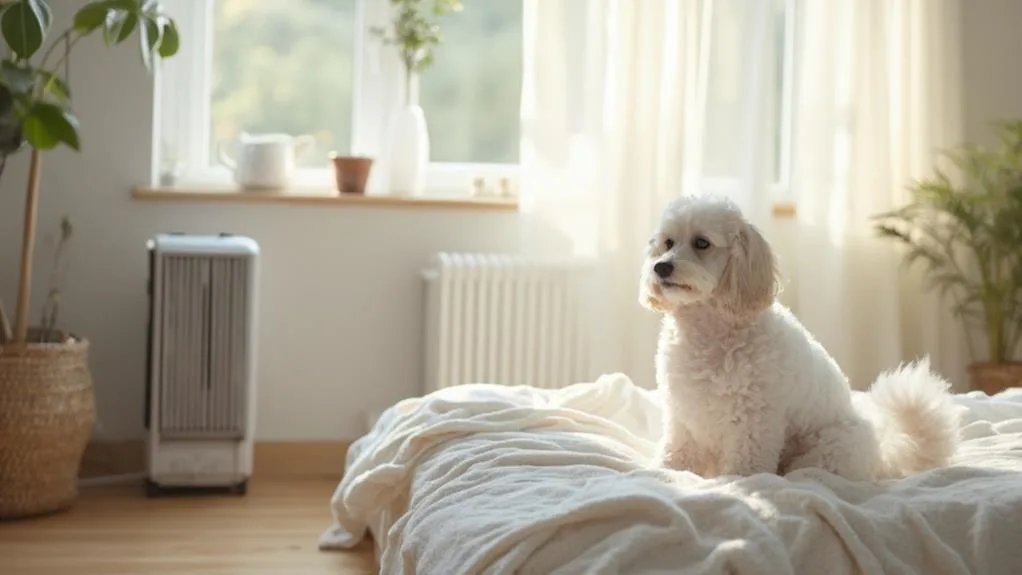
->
[109,0,141,10]
[0,60,36,95]
[38,70,70,104]
[73,1,114,34]
[2,0,51,60]
[102,11,123,44]
[157,18,178,57]
[116,12,137,43]
[0,86,25,155]
[34,0,50,28]
[22,102,79,151]
[103,9,137,45]
[139,16,158,70]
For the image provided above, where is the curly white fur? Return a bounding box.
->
[639,194,962,481]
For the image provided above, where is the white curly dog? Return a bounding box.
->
[639,194,962,481]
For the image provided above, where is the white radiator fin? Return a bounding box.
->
[424,253,597,392]
[159,255,249,438]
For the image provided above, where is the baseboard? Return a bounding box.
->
[80,440,146,479]
[251,440,351,479]
[80,440,352,480]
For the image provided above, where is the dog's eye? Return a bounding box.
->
[693,237,711,250]
[664,238,674,250]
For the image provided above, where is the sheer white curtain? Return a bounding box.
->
[787,0,968,389]
[518,0,778,387]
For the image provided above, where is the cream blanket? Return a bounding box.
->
[319,374,1022,574]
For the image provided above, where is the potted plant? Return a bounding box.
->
[371,0,463,196]
[873,120,1022,395]
[0,0,179,520]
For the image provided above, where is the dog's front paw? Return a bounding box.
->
[718,460,776,477]
[654,446,687,471]
[718,434,784,477]
[653,439,703,474]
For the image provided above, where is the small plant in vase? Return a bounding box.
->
[371,0,463,196]
[0,0,180,520]
[873,120,1022,395]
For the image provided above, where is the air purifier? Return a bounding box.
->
[144,233,259,496]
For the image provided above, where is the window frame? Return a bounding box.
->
[153,0,520,196]
[773,0,796,203]
[153,0,792,203]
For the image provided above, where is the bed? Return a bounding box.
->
[319,374,1022,574]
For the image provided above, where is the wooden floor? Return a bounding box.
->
[0,478,376,575]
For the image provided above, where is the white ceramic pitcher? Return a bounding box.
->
[217,132,315,189]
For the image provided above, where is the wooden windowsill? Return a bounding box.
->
[132,187,796,218]
[132,186,520,212]
[771,202,796,219]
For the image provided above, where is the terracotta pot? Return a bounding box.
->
[329,154,374,195]
[967,362,1022,396]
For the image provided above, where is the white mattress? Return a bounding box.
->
[319,374,1022,574]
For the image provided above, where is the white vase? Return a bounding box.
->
[386,72,430,196]
[387,105,430,196]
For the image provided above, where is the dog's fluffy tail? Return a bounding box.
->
[866,357,964,479]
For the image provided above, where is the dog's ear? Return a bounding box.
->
[715,221,779,317]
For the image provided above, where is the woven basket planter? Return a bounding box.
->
[968,362,1022,396]
[0,328,96,520]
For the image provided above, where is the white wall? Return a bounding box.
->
[0,6,521,441]
[961,0,1022,144]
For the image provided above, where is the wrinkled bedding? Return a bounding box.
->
[319,374,1022,574]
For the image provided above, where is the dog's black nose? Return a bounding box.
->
[654,261,674,278]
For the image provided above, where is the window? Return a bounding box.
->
[658,0,795,206]
[209,0,357,170]
[421,1,522,164]
[154,0,523,194]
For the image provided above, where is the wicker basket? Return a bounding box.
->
[0,327,96,520]
[968,362,1022,396]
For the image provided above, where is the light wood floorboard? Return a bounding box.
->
[0,478,376,575]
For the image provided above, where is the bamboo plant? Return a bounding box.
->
[873,120,1022,365]
[0,0,179,345]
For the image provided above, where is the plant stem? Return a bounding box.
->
[0,295,11,344]
[985,298,1005,363]
[1011,322,1022,361]
[47,33,84,84]
[0,153,7,342]
[935,228,981,362]
[405,64,412,106]
[403,53,418,107]
[35,31,84,100]
[13,148,42,344]
[36,28,75,75]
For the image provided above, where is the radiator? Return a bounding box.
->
[422,252,599,392]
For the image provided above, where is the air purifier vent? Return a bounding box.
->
[157,254,250,438]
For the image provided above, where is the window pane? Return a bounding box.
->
[209,0,356,169]
[420,2,523,165]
